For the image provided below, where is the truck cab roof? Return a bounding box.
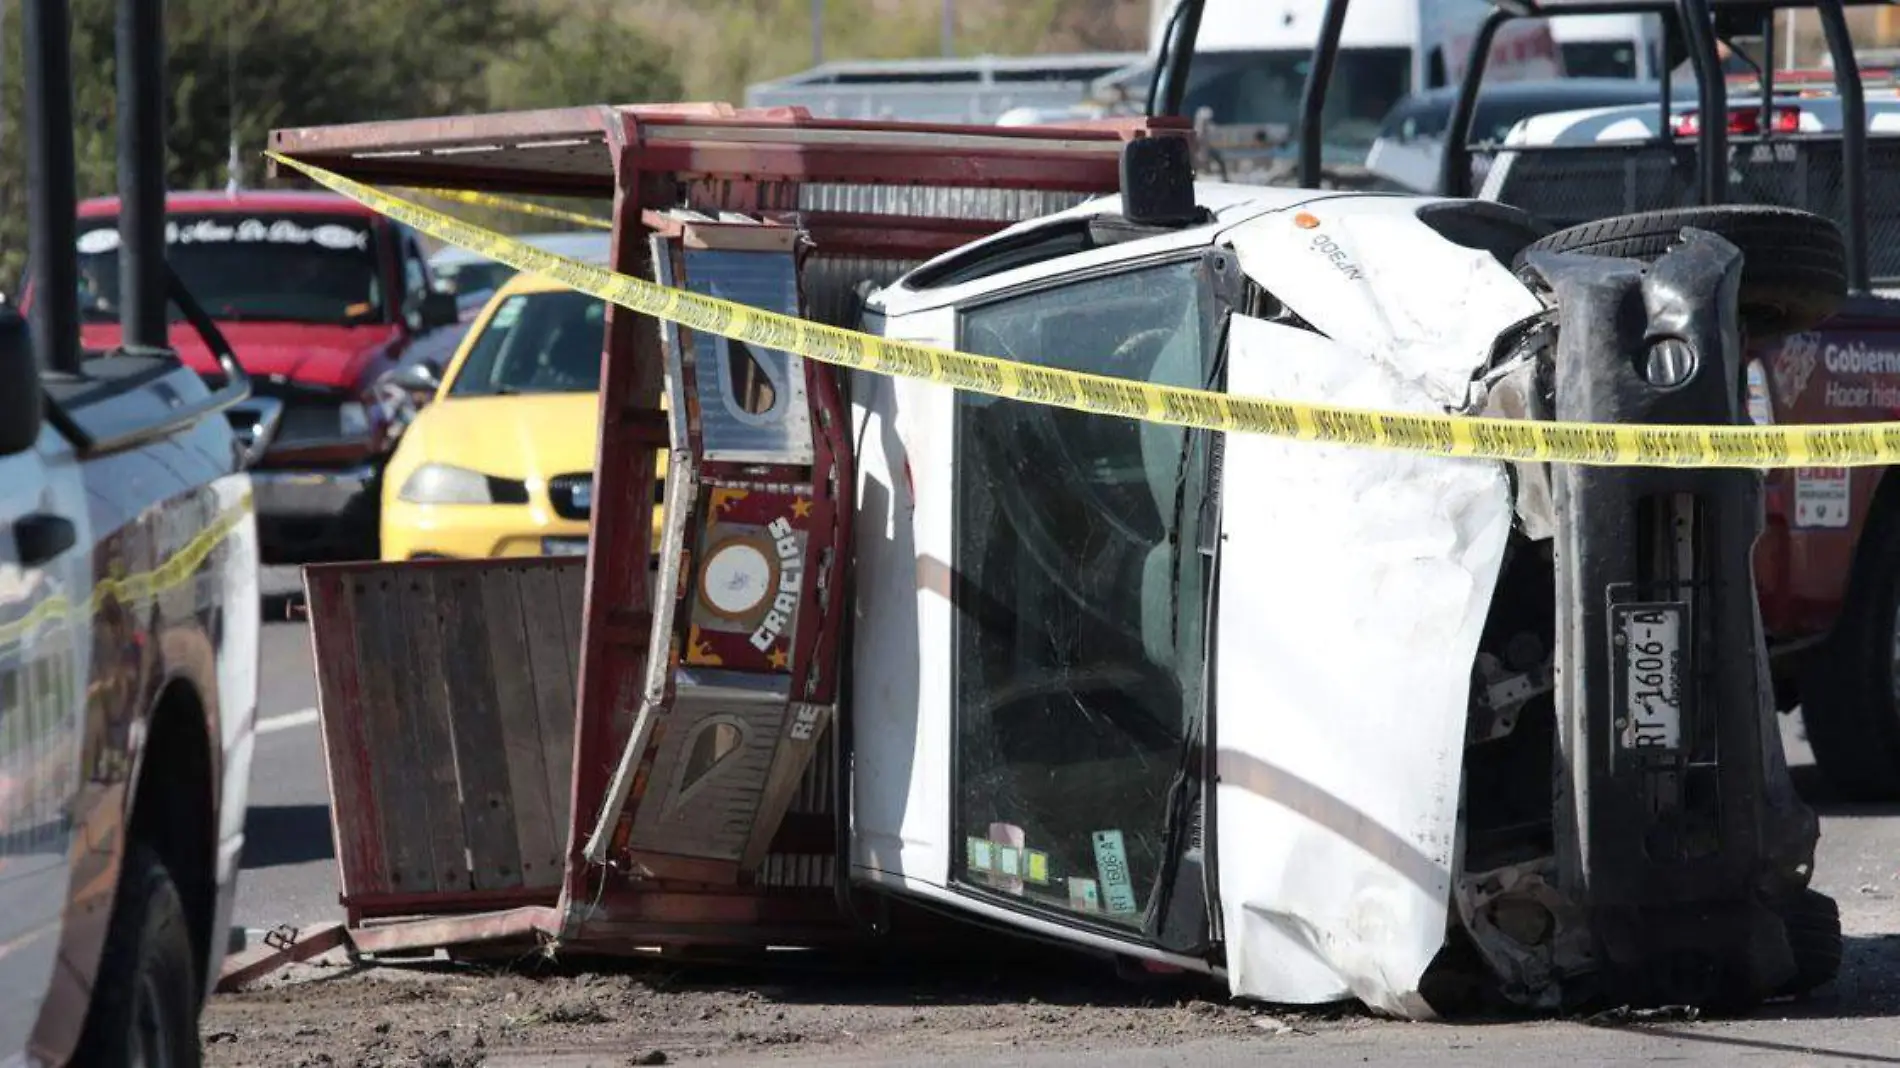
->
[76,189,378,217]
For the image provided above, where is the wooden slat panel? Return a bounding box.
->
[395,570,473,891]
[520,564,580,856]
[353,572,438,895]
[436,568,526,892]
[481,568,564,890]
[553,561,586,690]
[304,568,388,898]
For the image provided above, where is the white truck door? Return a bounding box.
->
[0,421,94,1060]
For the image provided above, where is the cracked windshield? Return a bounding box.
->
[952,260,1216,931]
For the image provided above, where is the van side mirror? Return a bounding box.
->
[419,289,459,331]
[0,308,41,455]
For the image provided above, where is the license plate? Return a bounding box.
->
[1614,602,1686,752]
[541,536,588,557]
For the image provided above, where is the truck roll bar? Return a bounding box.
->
[1417,0,1871,294]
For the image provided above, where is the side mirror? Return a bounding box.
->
[0,307,42,456]
[419,289,459,331]
[389,359,442,404]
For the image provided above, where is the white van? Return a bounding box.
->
[1126,0,1563,165]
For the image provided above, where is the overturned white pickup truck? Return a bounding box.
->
[848,141,1845,1015]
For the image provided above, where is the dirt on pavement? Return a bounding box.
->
[202,948,1363,1068]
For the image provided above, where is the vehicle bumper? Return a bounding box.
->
[251,463,382,564]
[381,499,593,562]
[1523,229,1818,1008]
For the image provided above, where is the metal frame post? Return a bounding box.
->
[1439,7,1510,197]
[559,108,670,920]
[24,0,82,375]
[117,0,169,348]
[1816,0,1869,292]
[1675,0,1730,205]
[1297,0,1352,188]
[1152,0,1207,119]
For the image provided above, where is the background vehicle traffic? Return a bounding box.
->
[47,190,461,566]
[381,250,668,563]
[2,5,260,1064]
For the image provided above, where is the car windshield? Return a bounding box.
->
[1182,47,1412,158]
[74,213,383,326]
[949,259,1218,930]
[447,288,605,397]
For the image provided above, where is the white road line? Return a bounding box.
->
[256,708,320,735]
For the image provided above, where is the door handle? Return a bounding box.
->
[14,513,76,567]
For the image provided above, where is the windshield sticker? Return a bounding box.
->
[75,229,120,254]
[76,218,370,254]
[987,822,1027,893]
[1091,829,1139,915]
[1067,877,1102,913]
[996,847,1022,878]
[1025,850,1050,886]
[966,837,996,874]
[489,296,527,331]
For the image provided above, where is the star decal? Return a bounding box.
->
[768,647,789,670]
[790,496,813,519]
[685,624,723,666]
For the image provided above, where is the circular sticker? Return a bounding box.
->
[699,540,774,619]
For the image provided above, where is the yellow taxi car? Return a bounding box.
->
[380,267,665,560]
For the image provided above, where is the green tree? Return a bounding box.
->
[487,0,683,111]
[0,0,572,284]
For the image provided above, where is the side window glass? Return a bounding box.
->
[401,235,430,329]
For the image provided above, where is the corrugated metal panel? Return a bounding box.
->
[802,255,916,330]
[799,184,1095,223]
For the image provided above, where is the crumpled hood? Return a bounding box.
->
[80,320,402,391]
[401,392,600,484]
[1211,196,1542,1018]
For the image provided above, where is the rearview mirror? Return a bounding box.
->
[0,307,42,455]
[419,289,459,331]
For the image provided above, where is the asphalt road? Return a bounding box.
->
[230,569,340,936]
[224,570,1900,1065]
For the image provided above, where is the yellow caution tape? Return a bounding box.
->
[405,186,613,231]
[272,151,1900,470]
[0,498,252,651]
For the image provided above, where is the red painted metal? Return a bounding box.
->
[348,906,563,955]
[216,923,350,992]
[264,96,1163,977]
[266,104,1189,199]
[302,565,387,902]
[561,108,668,921]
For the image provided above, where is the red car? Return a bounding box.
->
[59,190,460,563]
